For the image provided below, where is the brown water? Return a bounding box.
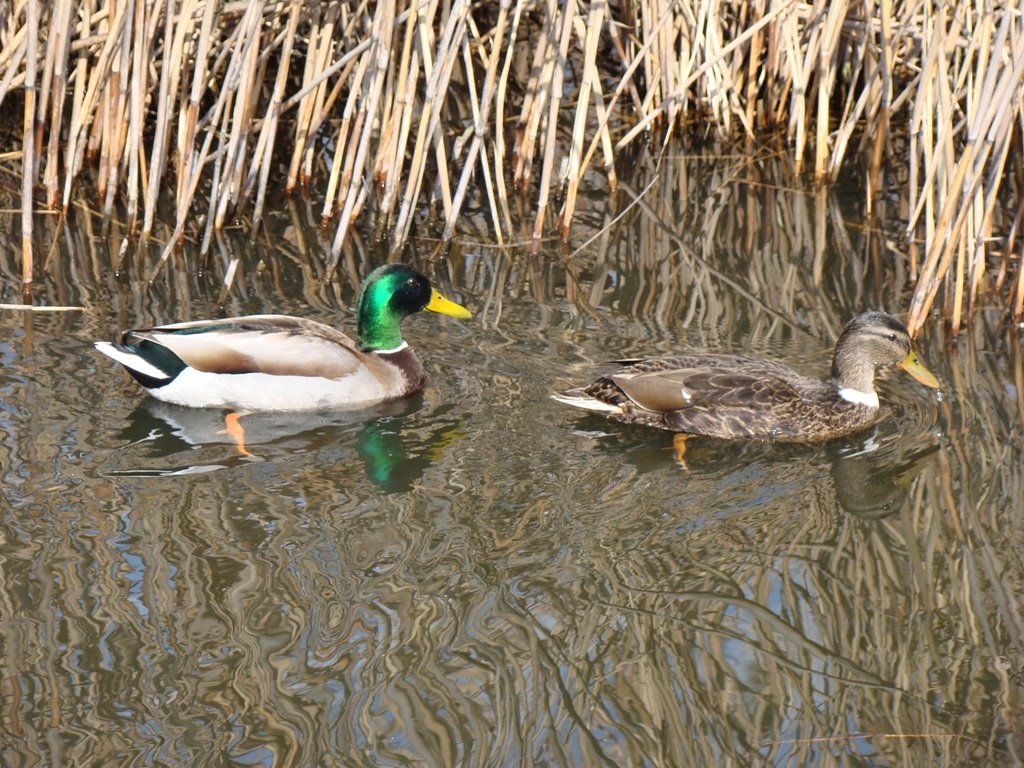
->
[1,158,1023,766]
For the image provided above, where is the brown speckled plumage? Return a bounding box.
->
[553,312,939,442]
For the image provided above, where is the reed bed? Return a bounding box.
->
[0,0,1022,333]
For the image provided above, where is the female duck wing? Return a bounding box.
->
[611,356,806,413]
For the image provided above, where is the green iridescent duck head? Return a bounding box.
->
[356,264,471,352]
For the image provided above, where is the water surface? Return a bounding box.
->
[1,157,1022,766]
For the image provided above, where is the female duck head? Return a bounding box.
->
[830,312,939,398]
[356,264,471,352]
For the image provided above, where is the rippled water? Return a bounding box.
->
[1,162,1023,766]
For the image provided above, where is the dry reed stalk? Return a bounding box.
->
[392,0,469,248]
[491,0,527,237]
[610,5,782,153]
[512,0,555,191]
[286,2,324,193]
[0,11,29,85]
[1006,197,1024,324]
[813,0,849,184]
[124,0,147,230]
[557,0,606,240]
[41,0,71,209]
[211,3,263,233]
[969,127,1015,316]
[443,5,509,244]
[696,0,734,135]
[61,0,127,209]
[638,0,661,123]
[20,0,37,296]
[529,0,575,250]
[102,7,130,222]
[0,303,84,311]
[376,1,419,220]
[426,18,460,228]
[317,8,379,219]
[153,42,239,275]
[371,28,401,203]
[430,94,453,226]
[176,0,215,206]
[141,0,179,236]
[321,51,367,222]
[780,6,806,173]
[741,0,762,132]
[906,3,1024,335]
[327,0,395,268]
[1,0,1022,327]
[863,0,892,213]
[249,3,301,231]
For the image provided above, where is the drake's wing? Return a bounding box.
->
[125,315,370,379]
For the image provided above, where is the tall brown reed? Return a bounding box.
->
[1,0,1021,333]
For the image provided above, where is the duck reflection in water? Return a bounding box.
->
[105,397,464,493]
[827,434,940,519]
[570,422,940,520]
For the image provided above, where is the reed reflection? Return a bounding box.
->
[0,150,1020,767]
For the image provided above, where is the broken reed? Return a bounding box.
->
[1,0,1021,333]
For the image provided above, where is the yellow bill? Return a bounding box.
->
[897,350,939,388]
[425,288,472,319]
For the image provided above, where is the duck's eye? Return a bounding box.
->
[406,277,418,288]
[887,333,898,342]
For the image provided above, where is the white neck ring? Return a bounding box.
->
[376,341,409,355]
[837,386,879,409]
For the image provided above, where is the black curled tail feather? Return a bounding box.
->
[108,333,188,389]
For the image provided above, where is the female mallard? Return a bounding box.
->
[552,312,938,447]
[95,263,472,413]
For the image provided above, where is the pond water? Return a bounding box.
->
[1,156,1023,766]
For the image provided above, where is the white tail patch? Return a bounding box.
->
[94,341,171,383]
[837,386,879,409]
[550,392,622,415]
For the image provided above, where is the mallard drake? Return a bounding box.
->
[95,263,472,413]
[552,312,939,447]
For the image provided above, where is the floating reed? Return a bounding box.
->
[0,0,1022,333]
